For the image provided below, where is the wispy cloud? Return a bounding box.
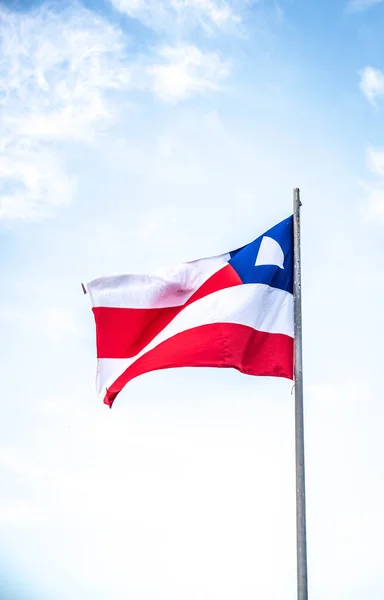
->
[360,66,384,104]
[0,4,230,221]
[359,68,384,216]
[0,146,75,220]
[108,0,244,35]
[148,44,230,102]
[0,4,132,220]
[367,146,384,177]
[0,8,131,141]
[347,0,384,11]
[362,147,384,217]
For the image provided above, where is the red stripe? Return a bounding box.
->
[103,323,294,407]
[93,264,242,359]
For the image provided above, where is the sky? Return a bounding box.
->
[1,0,384,598]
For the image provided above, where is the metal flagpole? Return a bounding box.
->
[293,188,308,600]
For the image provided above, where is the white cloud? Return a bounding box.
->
[0,144,75,219]
[359,70,384,216]
[348,0,384,11]
[367,146,384,177]
[0,4,132,220]
[109,0,242,34]
[0,5,131,141]
[360,66,384,104]
[148,44,230,101]
[361,147,384,217]
[0,5,230,220]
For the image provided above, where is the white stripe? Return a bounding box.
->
[86,253,230,309]
[96,283,293,397]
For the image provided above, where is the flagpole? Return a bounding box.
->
[293,188,308,600]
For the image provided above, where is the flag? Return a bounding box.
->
[84,216,294,407]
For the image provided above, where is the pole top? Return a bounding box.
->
[293,188,302,208]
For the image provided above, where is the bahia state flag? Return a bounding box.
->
[84,216,294,407]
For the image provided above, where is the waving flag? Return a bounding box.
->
[84,216,294,407]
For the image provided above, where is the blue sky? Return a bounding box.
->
[1,0,384,598]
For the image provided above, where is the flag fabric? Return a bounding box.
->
[84,216,294,407]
